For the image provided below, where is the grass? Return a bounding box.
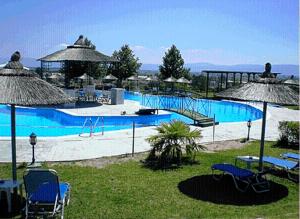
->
[285,105,299,110]
[0,141,298,219]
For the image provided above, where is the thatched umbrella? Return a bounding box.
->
[127,75,139,81]
[127,75,139,91]
[284,76,299,86]
[176,77,191,93]
[47,73,62,80]
[164,76,177,92]
[104,74,117,81]
[76,73,94,87]
[1,62,30,70]
[176,77,191,84]
[216,76,299,171]
[145,76,159,93]
[0,52,73,180]
[164,76,177,83]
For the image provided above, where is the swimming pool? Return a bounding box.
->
[0,91,262,137]
[125,92,262,123]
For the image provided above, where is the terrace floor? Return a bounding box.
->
[0,100,298,162]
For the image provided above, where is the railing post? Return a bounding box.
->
[132,121,135,157]
[89,118,93,137]
[102,116,104,135]
[213,114,216,143]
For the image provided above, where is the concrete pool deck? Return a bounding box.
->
[0,100,298,162]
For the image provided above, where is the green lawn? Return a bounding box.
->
[285,105,299,110]
[0,141,298,219]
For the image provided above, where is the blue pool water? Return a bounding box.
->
[125,92,262,123]
[0,91,262,137]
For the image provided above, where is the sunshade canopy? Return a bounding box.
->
[216,66,298,171]
[77,73,93,80]
[127,75,139,81]
[103,74,117,80]
[47,73,62,79]
[176,77,191,84]
[284,79,299,86]
[0,53,73,106]
[216,78,299,105]
[164,76,177,83]
[1,51,74,181]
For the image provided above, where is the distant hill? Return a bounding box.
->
[0,57,298,76]
[141,63,299,76]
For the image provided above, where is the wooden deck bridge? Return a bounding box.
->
[141,94,218,127]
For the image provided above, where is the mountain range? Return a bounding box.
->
[0,57,298,76]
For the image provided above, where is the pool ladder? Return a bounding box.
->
[79,116,104,137]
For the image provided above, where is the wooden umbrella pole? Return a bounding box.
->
[258,101,267,171]
[11,104,17,181]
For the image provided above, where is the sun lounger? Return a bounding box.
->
[211,163,270,193]
[263,156,299,181]
[23,169,71,219]
[281,152,300,161]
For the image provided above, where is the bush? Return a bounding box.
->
[277,121,299,147]
[146,120,205,168]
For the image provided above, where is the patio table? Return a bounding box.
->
[235,156,259,169]
[0,179,23,213]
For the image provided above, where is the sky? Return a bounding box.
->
[0,0,298,65]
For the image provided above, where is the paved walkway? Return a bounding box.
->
[0,101,298,162]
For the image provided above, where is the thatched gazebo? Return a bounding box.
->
[38,35,118,87]
[0,52,73,180]
[216,65,299,171]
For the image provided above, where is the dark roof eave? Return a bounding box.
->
[201,70,281,75]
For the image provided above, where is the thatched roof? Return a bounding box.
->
[127,75,139,81]
[216,78,299,105]
[0,52,73,106]
[104,74,117,80]
[77,73,93,80]
[176,77,191,84]
[284,79,299,86]
[38,35,118,63]
[145,77,152,81]
[145,76,159,82]
[47,73,62,79]
[164,76,177,83]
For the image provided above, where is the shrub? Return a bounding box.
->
[146,120,205,167]
[277,121,299,147]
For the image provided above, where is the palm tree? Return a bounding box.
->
[147,120,205,166]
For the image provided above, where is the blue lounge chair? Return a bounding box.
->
[23,169,71,219]
[263,156,299,181]
[211,163,270,193]
[281,152,300,161]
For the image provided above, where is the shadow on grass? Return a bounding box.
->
[178,174,288,206]
[262,167,299,183]
[272,140,299,150]
[141,157,200,171]
[0,192,25,218]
